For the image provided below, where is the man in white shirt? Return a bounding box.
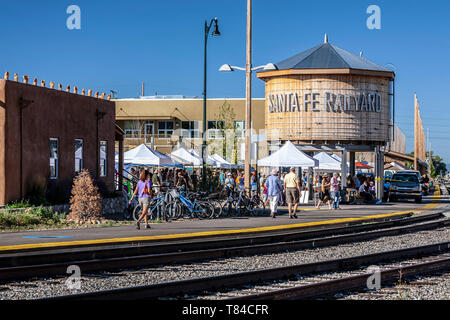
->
[284,168,301,219]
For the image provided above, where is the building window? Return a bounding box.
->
[181,121,200,139]
[234,120,245,138]
[75,139,83,173]
[100,141,107,177]
[207,121,225,139]
[124,120,143,136]
[49,138,58,179]
[158,121,174,137]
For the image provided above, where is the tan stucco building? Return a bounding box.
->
[115,96,267,161]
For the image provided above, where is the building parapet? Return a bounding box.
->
[3,71,112,100]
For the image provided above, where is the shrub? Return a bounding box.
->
[6,200,33,209]
[31,206,64,223]
[67,169,103,224]
[0,207,65,229]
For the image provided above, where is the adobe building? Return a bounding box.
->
[0,74,123,206]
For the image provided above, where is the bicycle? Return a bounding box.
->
[234,190,266,217]
[234,190,252,216]
[249,193,267,216]
[164,189,214,220]
[122,188,134,220]
[219,188,238,217]
[132,194,167,222]
[188,191,222,219]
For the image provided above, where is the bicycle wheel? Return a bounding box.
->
[193,202,213,220]
[244,197,256,216]
[164,200,181,221]
[211,199,223,218]
[123,205,133,220]
[199,201,215,220]
[252,198,266,216]
[132,205,142,221]
[234,199,247,216]
[221,199,233,217]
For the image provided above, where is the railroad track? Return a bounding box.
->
[39,242,450,300]
[220,253,449,300]
[0,213,448,283]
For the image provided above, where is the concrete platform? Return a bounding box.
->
[0,191,448,252]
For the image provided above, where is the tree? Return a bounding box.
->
[427,151,447,177]
[405,151,448,177]
[212,100,238,163]
[67,169,103,224]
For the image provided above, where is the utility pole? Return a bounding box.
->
[427,129,432,176]
[244,0,252,193]
[141,82,145,97]
[414,94,418,170]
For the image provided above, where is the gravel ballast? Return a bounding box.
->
[340,272,450,300]
[0,226,448,300]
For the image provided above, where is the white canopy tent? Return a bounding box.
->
[117,144,180,167]
[170,147,203,168]
[206,153,233,169]
[330,154,342,162]
[257,141,318,168]
[190,149,200,157]
[313,152,342,172]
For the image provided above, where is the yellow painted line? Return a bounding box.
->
[0,188,443,252]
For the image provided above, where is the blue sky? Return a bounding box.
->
[0,0,449,165]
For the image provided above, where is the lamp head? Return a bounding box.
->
[212,17,220,36]
[263,63,278,71]
[219,64,234,72]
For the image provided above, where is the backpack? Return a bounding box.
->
[143,180,151,195]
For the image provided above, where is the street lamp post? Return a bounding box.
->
[219,61,277,193]
[245,0,252,194]
[202,17,220,188]
[220,0,277,194]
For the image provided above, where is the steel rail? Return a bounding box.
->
[228,257,450,300]
[1,217,448,283]
[37,242,450,300]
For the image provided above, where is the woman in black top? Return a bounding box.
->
[176,172,188,191]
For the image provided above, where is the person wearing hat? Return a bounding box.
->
[265,168,283,218]
[224,172,235,191]
[284,167,301,218]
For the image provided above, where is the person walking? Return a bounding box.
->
[250,171,258,197]
[129,170,152,230]
[284,167,301,219]
[316,173,332,210]
[330,173,341,210]
[265,169,283,218]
